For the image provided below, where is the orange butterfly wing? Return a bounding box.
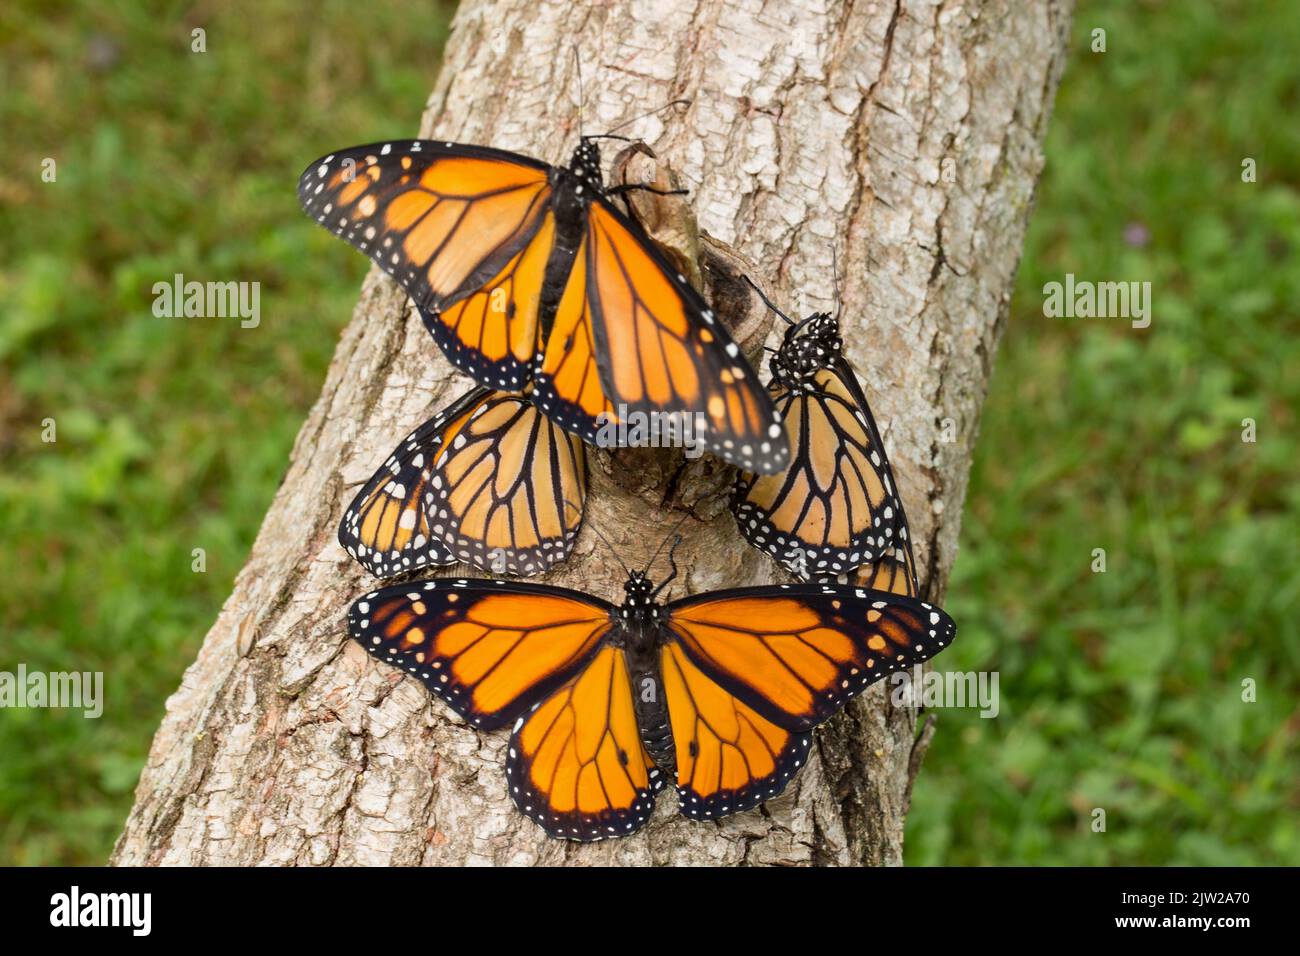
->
[299,141,554,389]
[660,641,813,819]
[428,387,586,576]
[734,362,903,577]
[341,386,586,578]
[532,200,790,475]
[664,584,956,733]
[348,579,612,729]
[506,645,664,841]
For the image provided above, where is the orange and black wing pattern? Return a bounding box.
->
[348,578,612,730]
[298,141,554,389]
[506,645,665,841]
[340,387,480,577]
[848,496,920,598]
[664,583,955,734]
[733,360,903,577]
[341,386,586,578]
[424,386,586,576]
[660,641,813,819]
[850,542,919,598]
[531,199,790,475]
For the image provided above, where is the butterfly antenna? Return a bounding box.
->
[573,46,585,140]
[651,534,684,598]
[742,273,796,326]
[831,244,843,320]
[605,98,692,135]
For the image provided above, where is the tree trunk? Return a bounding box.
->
[113,0,1073,866]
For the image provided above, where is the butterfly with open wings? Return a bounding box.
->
[299,132,790,475]
[348,537,956,841]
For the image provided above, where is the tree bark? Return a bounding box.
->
[113,0,1072,866]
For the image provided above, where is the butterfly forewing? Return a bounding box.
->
[348,579,612,730]
[298,142,553,389]
[850,543,920,598]
[734,361,903,576]
[578,201,790,475]
[663,584,956,733]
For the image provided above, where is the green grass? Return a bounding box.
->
[905,1,1300,865]
[0,0,454,864]
[1,0,1296,865]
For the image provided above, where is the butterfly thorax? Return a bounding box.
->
[549,139,603,215]
[569,138,603,186]
[771,312,841,394]
[537,139,604,337]
[613,572,676,774]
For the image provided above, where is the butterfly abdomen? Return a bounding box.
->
[537,168,591,337]
[625,641,677,775]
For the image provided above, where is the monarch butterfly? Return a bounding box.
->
[732,278,907,578]
[347,541,956,841]
[298,136,789,475]
[340,385,586,578]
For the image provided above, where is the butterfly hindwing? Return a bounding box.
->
[427,387,587,576]
[299,141,553,388]
[734,361,903,577]
[506,645,665,841]
[339,389,492,577]
[660,641,813,820]
[347,579,612,730]
[664,583,956,733]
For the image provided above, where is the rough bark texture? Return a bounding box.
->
[113,0,1072,866]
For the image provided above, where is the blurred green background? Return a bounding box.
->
[1,1,1296,865]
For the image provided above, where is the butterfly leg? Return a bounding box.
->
[604,183,689,199]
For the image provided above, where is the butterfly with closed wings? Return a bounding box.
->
[341,384,587,578]
[298,127,789,475]
[348,534,956,841]
[732,275,913,579]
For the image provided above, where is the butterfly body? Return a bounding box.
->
[349,563,955,840]
[535,140,601,338]
[732,296,904,576]
[609,574,677,774]
[769,311,841,393]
